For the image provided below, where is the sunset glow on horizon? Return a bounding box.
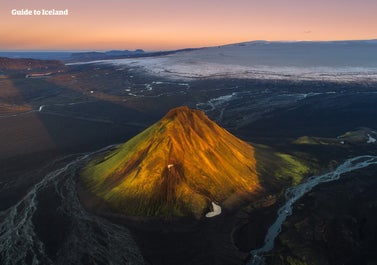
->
[1,0,377,51]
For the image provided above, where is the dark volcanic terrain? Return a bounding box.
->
[265,164,377,265]
[1,56,377,265]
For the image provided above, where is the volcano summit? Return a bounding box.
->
[80,106,261,218]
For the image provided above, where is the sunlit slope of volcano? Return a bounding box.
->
[80,106,261,218]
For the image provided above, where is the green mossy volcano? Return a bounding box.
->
[80,106,261,218]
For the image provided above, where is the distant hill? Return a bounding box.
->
[0,57,65,74]
[0,52,72,60]
[68,48,199,62]
[70,49,145,61]
[0,48,200,62]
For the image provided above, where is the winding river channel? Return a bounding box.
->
[248,155,377,265]
[0,145,145,265]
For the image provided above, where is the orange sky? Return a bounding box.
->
[1,0,377,50]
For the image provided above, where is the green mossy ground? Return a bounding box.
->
[254,144,318,190]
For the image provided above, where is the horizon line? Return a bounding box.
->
[1,38,376,53]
